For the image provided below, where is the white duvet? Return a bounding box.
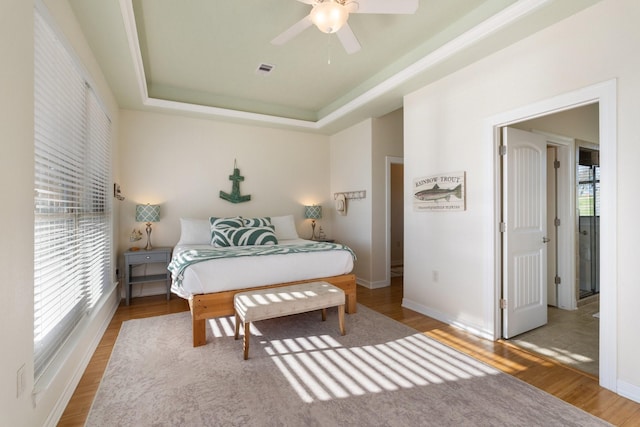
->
[170,239,355,299]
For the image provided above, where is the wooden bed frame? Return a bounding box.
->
[188,273,357,347]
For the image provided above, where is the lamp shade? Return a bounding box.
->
[310,1,349,34]
[304,205,322,220]
[135,204,160,223]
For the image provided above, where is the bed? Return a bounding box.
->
[169,215,357,347]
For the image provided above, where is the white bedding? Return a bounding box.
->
[170,239,354,299]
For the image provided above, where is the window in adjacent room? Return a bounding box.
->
[33,6,112,385]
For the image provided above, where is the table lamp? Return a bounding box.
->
[304,205,322,240]
[135,204,160,250]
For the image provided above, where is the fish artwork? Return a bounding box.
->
[414,183,462,202]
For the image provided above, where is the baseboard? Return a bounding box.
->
[356,277,390,289]
[402,297,494,341]
[618,380,640,404]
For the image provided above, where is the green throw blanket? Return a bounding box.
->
[168,241,356,292]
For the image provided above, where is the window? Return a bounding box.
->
[577,147,600,217]
[33,8,112,382]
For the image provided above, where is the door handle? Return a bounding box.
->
[580,230,588,235]
[542,237,551,243]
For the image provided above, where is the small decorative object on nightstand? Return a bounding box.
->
[123,246,172,305]
[316,227,335,243]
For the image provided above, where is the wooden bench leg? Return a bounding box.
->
[321,308,327,321]
[234,312,240,340]
[243,322,250,360]
[338,304,345,336]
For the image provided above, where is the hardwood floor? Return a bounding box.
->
[58,278,640,426]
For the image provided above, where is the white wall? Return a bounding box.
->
[118,109,332,296]
[403,0,640,399]
[0,1,35,425]
[0,1,120,426]
[330,119,373,284]
[328,110,403,288]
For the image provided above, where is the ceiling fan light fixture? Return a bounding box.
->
[310,1,349,34]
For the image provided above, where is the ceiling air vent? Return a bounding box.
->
[256,63,275,75]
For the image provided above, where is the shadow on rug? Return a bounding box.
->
[86,305,610,426]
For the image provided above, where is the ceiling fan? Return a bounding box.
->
[271,0,419,54]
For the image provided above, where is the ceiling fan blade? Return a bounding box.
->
[271,15,313,45]
[337,23,361,54]
[349,0,418,14]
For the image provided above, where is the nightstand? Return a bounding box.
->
[124,247,172,305]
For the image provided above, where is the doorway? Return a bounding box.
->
[387,157,404,282]
[500,106,601,376]
[484,79,618,393]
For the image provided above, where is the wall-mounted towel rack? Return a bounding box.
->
[333,190,366,200]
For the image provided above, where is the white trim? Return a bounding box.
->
[617,380,640,404]
[533,130,577,310]
[118,0,553,130]
[143,97,319,129]
[487,79,617,392]
[118,0,148,102]
[41,285,119,427]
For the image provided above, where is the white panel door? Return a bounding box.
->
[502,127,548,339]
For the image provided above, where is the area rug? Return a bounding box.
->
[86,305,610,426]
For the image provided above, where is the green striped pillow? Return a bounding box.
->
[210,216,244,247]
[243,217,271,227]
[219,226,278,246]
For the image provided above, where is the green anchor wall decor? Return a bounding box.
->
[220,160,251,203]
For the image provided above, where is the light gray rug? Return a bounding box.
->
[86,306,610,426]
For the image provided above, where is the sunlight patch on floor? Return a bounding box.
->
[263,332,499,403]
[512,340,594,364]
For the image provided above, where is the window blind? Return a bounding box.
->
[34,9,112,382]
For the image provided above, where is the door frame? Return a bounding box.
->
[534,130,576,310]
[487,79,617,391]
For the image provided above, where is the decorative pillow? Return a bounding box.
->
[218,226,278,247]
[270,215,299,240]
[243,217,271,228]
[209,216,244,247]
[176,218,212,245]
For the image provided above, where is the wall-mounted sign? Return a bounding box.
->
[413,171,466,212]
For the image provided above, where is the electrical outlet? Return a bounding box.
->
[432,270,439,282]
[16,364,25,398]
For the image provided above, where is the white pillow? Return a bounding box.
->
[176,218,212,245]
[270,215,299,240]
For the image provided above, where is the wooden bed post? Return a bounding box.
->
[189,297,208,347]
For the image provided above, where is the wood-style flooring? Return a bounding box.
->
[58,278,640,426]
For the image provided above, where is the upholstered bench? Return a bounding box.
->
[234,281,346,360]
